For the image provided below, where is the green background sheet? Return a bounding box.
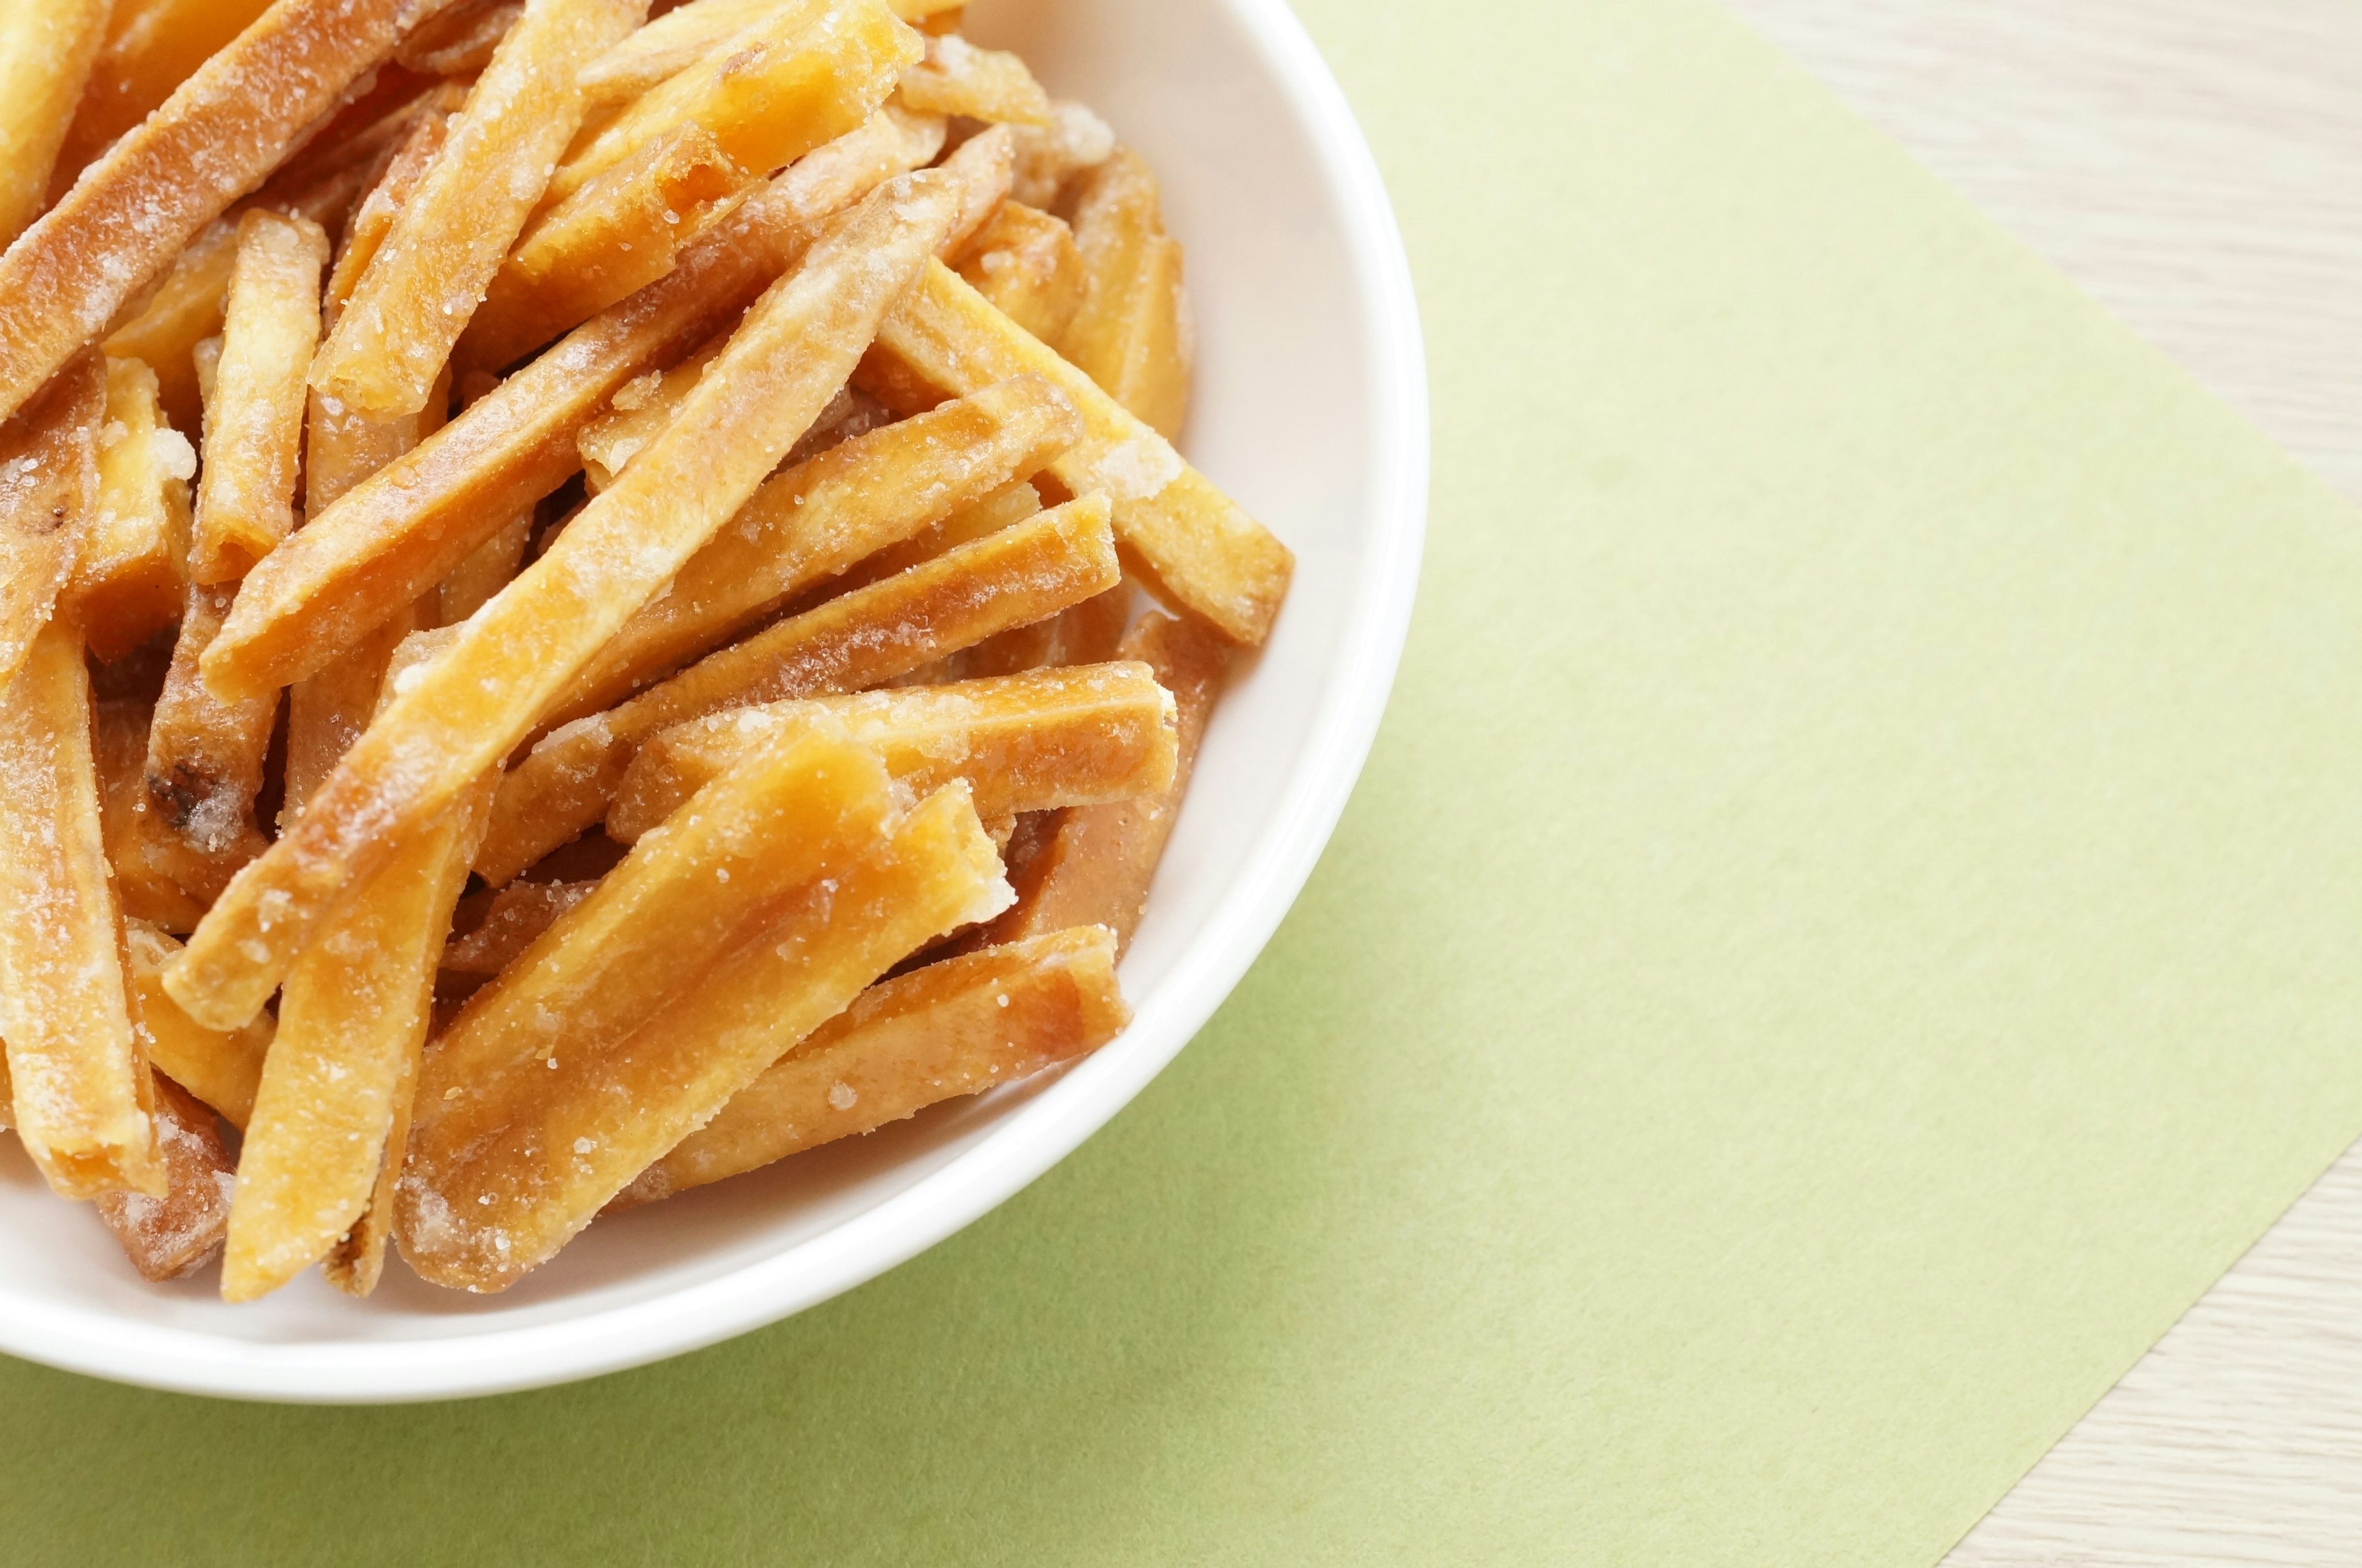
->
[10,0,2362,1561]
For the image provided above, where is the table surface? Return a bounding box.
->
[1718,1,2362,1560]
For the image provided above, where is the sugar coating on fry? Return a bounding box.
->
[1061,149,1191,441]
[955,201,1084,346]
[47,0,279,209]
[578,0,954,104]
[610,659,1177,842]
[169,172,965,1033]
[0,621,162,1199]
[63,358,196,663]
[441,878,598,974]
[95,1073,236,1281]
[204,111,946,705]
[0,0,434,426]
[146,580,275,869]
[125,921,268,1129]
[895,33,1050,126]
[402,777,1009,1291]
[0,0,115,246]
[618,925,1124,1205]
[188,210,326,585]
[478,493,1119,883]
[869,260,1289,645]
[1006,100,1112,210]
[985,610,1228,954]
[0,354,105,692]
[397,0,525,74]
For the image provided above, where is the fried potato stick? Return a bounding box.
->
[396,0,523,74]
[608,660,1176,842]
[402,776,1008,1291]
[478,493,1119,882]
[203,107,947,703]
[95,1073,236,1281]
[170,170,964,1033]
[1060,148,1191,440]
[616,925,1123,1205]
[0,354,105,691]
[581,0,958,106]
[146,579,275,874]
[866,260,1290,645]
[439,878,597,974]
[0,0,116,246]
[894,33,1049,126]
[61,358,195,662]
[47,0,277,208]
[312,0,647,419]
[1006,100,1111,210]
[125,920,268,1128]
[95,698,210,930]
[0,620,163,1199]
[0,0,439,425]
[954,200,1083,345]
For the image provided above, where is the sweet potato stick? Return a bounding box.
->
[826,474,1035,592]
[95,1073,236,1281]
[0,621,163,1200]
[983,610,1227,954]
[867,260,1290,645]
[0,0,115,246]
[146,581,274,874]
[170,171,964,1032]
[610,661,1177,842]
[95,699,210,929]
[312,0,647,419]
[478,493,1119,882]
[1060,149,1190,441]
[0,0,435,425]
[402,778,1008,1291]
[61,358,195,663]
[550,373,1081,725]
[955,201,1084,346]
[895,33,1049,126]
[202,108,946,704]
[440,878,597,974]
[576,332,725,490]
[47,0,278,208]
[941,582,1131,683]
[616,925,1124,1205]
[397,0,523,74]
[0,354,105,690]
[225,643,490,1302]
[125,921,268,1128]
[583,0,956,107]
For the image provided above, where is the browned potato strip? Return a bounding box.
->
[440,878,598,974]
[0,621,162,1199]
[187,211,326,585]
[895,33,1050,126]
[609,659,1176,842]
[202,108,947,705]
[867,261,1287,645]
[954,201,1084,345]
[146,580,275,875]
[1059,148,1190,440]
[575,332,726,490]
[0,0,424,425]
[396,0,525,74]
[0,0,115,245]
[95,699,210,931]
[95,1073,235,1281]
[322,105,461,336]
[313,0,646,419]
[983,610,1227,954]
[825,475,1036,593]
[478,493,1118,882]
[169,171,965,1033]
[49,0,278,206]
[616,925,1124,1206]
[62,359,195,663]
[401,776,1008,1291]
[0,354,104,691]
[281,608,424,831]
[125,921,268,1128]
[1006,100,1113,210]
[551,373,1081,726]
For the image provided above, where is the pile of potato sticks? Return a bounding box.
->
[0,0,1290,1297]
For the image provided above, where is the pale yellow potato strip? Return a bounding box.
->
[169,171,964,1033]
[125,921,268,1129]
[0,354,104,691]
[312,0,647,418]
[1060,149,1191,441]
[146,580,274,872]
[202,108,945,704]
[401,779,1009,1292]
[617,925,1125,1206]
[188,210,326,585]
[955,200,1084,346]
[1006,100,1113,210]
[0,0,114,246]
[578,0,953,104]
[62,357,196,663]
[0,621,162,1200]
[95,1073,237,1282]
[477,494,1119,882]
[869,260,1291,645]
[0,0,431,425]
[610,661,1177,842]
[895,33,1050,127]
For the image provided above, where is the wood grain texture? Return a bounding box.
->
[1719,1,2362,1561]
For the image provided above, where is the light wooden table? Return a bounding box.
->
[1717,2,2362,1561]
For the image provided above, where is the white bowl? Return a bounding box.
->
[0,0,1428,1401]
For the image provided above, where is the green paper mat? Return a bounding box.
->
[10,0,2362,1561]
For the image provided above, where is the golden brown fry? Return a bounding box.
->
[479,493,1119,882]
[1006,100,1113,210]
[576,0,777,106]
[61,358,195,663]
[983,610,1227,953]
[312,0,647,419]
[825,474,1035,593]
[0,0,115,246]
[0,0,430,426]
[616,925,1124,1205]
[95,698,210,930]
[47,0,278,207]
[146,580,274,874]
[894,33,1049,126]
[1060,149,1191,441]
[204,108,947,704]
[186,210,326,585]
[867,259,1290,646]
[575,330,725,491]
[402,774,1008,1291]
[917,579,1129,686]
[610,659,1177,842]
[125,921,268,1128]
[0,620,162,1200]
[440,878,598,974]
[551,373,1081,725]
[954,200,1084,345]
[95,1073,235,1281]
[0,354,105,689]
[396,0,523,74]
[170,170,965,1033]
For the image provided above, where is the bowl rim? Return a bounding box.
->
[0,0,1430,1403]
